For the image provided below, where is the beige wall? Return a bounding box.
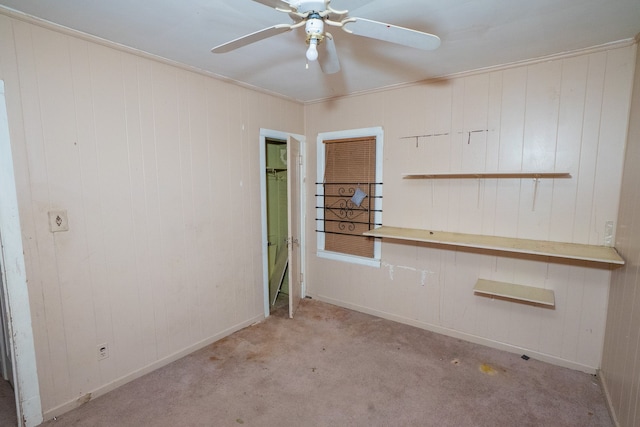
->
[305,43,635,373]
[601,41,640,427]
[0,14,303,417]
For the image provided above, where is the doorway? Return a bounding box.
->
[265,138,289,313]
[260,130,305,319]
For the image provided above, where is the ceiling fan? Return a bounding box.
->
[211,0,441,74]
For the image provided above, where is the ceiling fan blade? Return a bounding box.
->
[251,0,292,11]
[343,18,441,51]
[329,0,374,13]
[211,24,292,53]
[318,34,340,74]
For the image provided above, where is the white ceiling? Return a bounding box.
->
[1,0,639,103]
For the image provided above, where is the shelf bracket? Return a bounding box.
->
[532,178,540,211]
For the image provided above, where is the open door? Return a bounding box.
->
[287,135,302,318]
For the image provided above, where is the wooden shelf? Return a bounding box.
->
[363,226,624,266]
[402,172,571,179]
[474,279,555,307]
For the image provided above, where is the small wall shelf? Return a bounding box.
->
[402,172,571,179]
[362,226,624,266]
[474,279,555,308]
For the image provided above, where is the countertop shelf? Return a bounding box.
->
[363,226,624,266]
[402,172,571,179]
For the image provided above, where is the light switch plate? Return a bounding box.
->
[48,210,69,232]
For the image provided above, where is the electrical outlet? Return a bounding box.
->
[48,210,69,232]
[97,343,109,361]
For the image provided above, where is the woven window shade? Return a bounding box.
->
[323,136,376,258]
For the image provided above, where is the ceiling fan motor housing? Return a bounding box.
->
[305,14,324,41]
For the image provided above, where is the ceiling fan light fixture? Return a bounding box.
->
[306,38,319,61]
[305,15,324,62]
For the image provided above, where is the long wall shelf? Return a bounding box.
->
[402,172,571,179]
[363,226,624,266]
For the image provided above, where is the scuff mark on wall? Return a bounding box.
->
[381,262,435,286]
[382,262,395,280]
[76,393,92,405]
[420,270,433,287]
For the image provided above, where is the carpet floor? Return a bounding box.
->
[40,299,612,427]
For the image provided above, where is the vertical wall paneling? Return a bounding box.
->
[592,48,635,245]
[206,79,234,331]
[549,55,588,243]
[176,69,197,348]
[601,45,636,411]
[518,60,561,240]
[601,40,640,427]
[48,32,101,398]
[226,85,244,326]
[385,86,427,227]
[153,63,188,357]
[240,89,257,323]
[137,58,169,364]
[185,72,210,342]
[494,67,527,237]
[459,74,490,235]
[0,14,304,417]
[573,52,606,245]
[94,43,143,380]
[480,71,503,236]
[576,268,610,368]
[69,37,111,389]
[13,21,72,409]
[446,78,465,232]
[121,51,157,368]
[306,43,636,374]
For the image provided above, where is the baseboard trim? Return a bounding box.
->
[313,294,597,374]
[42,314,265,421]
[598,370,621,427]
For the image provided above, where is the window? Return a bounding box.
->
[316,127,383,267]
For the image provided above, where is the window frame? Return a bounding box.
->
[316,127,383,268]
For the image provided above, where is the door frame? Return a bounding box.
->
[259,129,306,317]
[0,263,13,385]
[0,81,43,426]
[286,135,302,318]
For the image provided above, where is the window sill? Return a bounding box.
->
[316,250,381,268]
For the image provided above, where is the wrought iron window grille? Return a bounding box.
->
[315,182,383,237]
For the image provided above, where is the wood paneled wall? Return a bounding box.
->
[305,43,635,373]
[601,41,640,427]
[0,15,303,416]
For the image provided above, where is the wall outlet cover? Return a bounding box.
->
[48,210,69,232]
[97,343,109,360]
